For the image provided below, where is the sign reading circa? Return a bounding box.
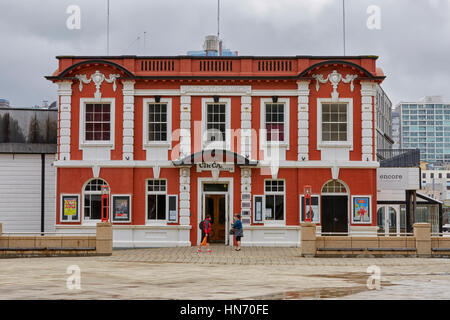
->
[196,162,235,173]
[377,168,420,191]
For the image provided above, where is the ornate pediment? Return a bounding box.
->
[75,70,120,101]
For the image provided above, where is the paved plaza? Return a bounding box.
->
[1,245,450,300]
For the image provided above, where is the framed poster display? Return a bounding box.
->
[352,196,372,224]
[112,195,131,223]
[61,195,80,222]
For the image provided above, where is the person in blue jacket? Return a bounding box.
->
[231,214,243,251]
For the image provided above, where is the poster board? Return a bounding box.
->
[300,195,320,224]
[61,195,80,222]
[112,195,131,223]
[352,196,372,224]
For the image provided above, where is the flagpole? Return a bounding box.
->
[107,0,110,55]
[342,0,346,56]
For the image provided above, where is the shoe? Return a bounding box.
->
[235,248,241,251]
[206,249,212,253]
[197,248,202,253]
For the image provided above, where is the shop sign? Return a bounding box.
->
[377,167,420,190]
[196,162,235,173]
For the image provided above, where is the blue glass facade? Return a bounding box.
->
[400,103,450,164]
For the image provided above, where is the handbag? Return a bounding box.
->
[229,228,235,235]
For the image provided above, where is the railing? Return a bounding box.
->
[256,59,293,72]
[140,59,176,72]
[378,148,420,167]
[199,59,233,72]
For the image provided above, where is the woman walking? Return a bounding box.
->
[232,214,243,251]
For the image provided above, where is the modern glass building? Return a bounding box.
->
[399,96,450,165]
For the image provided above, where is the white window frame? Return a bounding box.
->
[317,98,353,149]
[142,98,172,148]
[351,195,373,225]
[79,98,115,147]
[260,98,290,150]
[60,194,81,223]
[146,179,168,225]
[82,178,110,225]
[263,179,286,225]
[202,97,231,150]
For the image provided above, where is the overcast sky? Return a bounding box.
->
[0,0,449,107]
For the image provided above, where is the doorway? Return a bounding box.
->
[321,196,348,234]
[204,195,226,243]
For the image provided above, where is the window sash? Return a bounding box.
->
[321,103,348,142]
[264,194,284,221]
[85,103,111,141]
[148,103,168,142]
[147,194,166,220]
[206,103,226,142]
[265,103,285,142]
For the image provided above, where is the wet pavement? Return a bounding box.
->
[1,245,450,300]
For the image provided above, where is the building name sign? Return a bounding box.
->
[377,168,420,191]
[196,162,235,173]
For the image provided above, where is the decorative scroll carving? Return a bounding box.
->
[312,70,358,102]
[75,70,120,101]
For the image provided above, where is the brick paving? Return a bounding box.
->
[1,245,450,299]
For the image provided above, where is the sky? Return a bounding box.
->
[0,0,449,108]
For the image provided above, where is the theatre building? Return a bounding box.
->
[46,55,386,247]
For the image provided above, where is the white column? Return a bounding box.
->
[57,81,72,161]
[179,167,191,226]
[240,95,252,158]
[122,80,135,161]
[297,81,310,161]
[361,81,375,161]
[241,167,252,225]
[180,95,191,158]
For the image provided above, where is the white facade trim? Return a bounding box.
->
[57,81,73,161]
[297,81,310,161]
[122,80,135,161]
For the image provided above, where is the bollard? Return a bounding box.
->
[300,223,317,257]
[96,222,113,256]
[414,223,431,257]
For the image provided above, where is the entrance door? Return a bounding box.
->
[321,196,348,234]
[204,194,226,243]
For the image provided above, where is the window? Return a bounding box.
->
[264,180,285,222]
[265,103,285,142]
[84,179,108,221]
[147,103,167,142]
[85,103,111,141]
[147,180,167,222]
[322,180,347,194]
[322,103,347,142]
[206,103,226,142]
[318,99,353,148]
[143,98,172,147]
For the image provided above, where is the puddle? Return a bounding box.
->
[243,273,395,300]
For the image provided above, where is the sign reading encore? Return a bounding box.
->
[377,168,420,191]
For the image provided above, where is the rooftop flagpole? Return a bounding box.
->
[342,0,346,56]
[107,0,110,55]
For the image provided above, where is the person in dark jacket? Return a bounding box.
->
[231,214,243,251]
[198,214,212,253]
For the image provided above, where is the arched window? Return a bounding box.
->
[321,180,347,194]
[83,179,108,221]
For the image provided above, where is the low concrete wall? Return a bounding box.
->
[301,223,450,258]
[0,222,112,258]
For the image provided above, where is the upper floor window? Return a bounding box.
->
[79,98,115,148]
[206,103,226,142]
[148,103,168,142]
[85,103,111,141]
[202,98,231,149]
[322,103,347,142]
[143,98,172,147]
[317,98,353,149]
[265,103,285,142]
